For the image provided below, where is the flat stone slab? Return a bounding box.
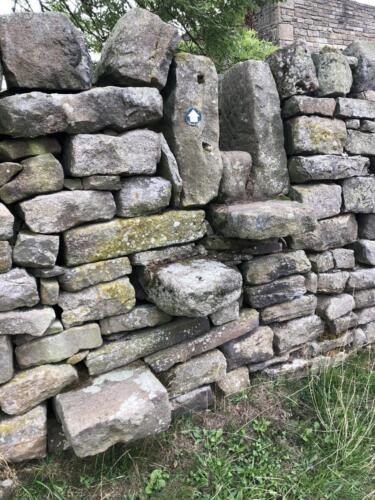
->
[317,294,355,320]
[145,309,259,373]
[343,177,375,213]
[0,336,13,384]
[100,304,171,335]
[210,201,316,240]
[58,277,135,328]
[0,405,47,462]
[261,294,317,324]
[336,97,375,119]
[345,130,375,155]
[171,386,214,417]
[288,155,369,182]
[245,275,306,309]
[0,137,61,161]
[289,183,342,220]
[86,317,210,376]
[0,364,78,416]
[0,268,39,311]
[0,306,55,337]
[282,96,336,118]
[140,258,242,317]
[273,314,324,354]
[63,210,206,266]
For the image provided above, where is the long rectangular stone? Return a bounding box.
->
[345,130,375,155]
[245,275,306,309]
[336,97,375,119]
[347,268,375,291]
[273,315,325,354]
[100,305,171,335]
[261,295,317,324]
[63,210,206,266]
[288,155,369,182]
[289,183,342,220]
[221,326,274,369]
[354,288,375,309]
[144,309,259,373]
[85,317,210,376]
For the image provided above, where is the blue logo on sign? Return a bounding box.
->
[185,107,202,127]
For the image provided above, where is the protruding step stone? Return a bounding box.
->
[317,294,355,320]
[261,294,317,324]
[217,368,250,396]
[58,277,135,328]
[313,50,352,97]
[342,177,375,213]
[64,131,161,177]
[267,41,319,99]
[210,201,316,240]
[145,309,259,373]
[285,116,347,155]
[55,362,171,457]
[344,41,375,93]
[0,87,163,137]
[0,364,78,415]
[115,177,171,217]
[218,151,252,203]
[95,7,179,89]
[164,53,222,206]
[15,323,102,368]
[59,257,131,292]
[291,214,358,251]
[273,314,324,354]
[289,183,342,220]
[86,317,210,376]
[0,12,91,91]
[288,155,369,182]
[282,96,336,118]
[0,405,47,462]
[0,337,13,384]
[219,60,288,199]
[0,137,61,161]
[161,349,227,398]
[100,304,171,335]
[171,386,214,417]
[0,268,39,312]
[13,231,59,269]
[139,258,242,317]
[327,312,358,335]
[0,306,55,337]
[352,239,375,265]
[63,210,206,266]
[245,275,306,309]
[221,326,274,370]
[19,190,116,234]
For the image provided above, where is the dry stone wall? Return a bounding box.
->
[0,10,374,462]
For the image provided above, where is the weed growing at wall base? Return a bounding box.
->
[8,349,374,499]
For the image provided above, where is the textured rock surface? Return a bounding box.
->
[273,315,324,354]
[345,130,375,155]
[289,183,342,220]
[171,386,213,416]
[115,177,171,217]
[217,367,250,395]
[82,175,121,191]
[308,251,335,272]
[317,294,355,320]
[218,151,252,202]
[0,162,22,187]
[0,364,78,415]
[221,326,274,370]
[358,214,375,239]
[342,177,375,213]
[55,363,171,457]
[344,41,375,93]
[336,97,375,119]
[139,258,242,317]
[130,243,199,267]
[210,201,316,240]
[220,60,288,199]
[0,12,91,91]
[288,155,369,182]
[332,249,355,269]
[13,231,59,268]
[15,323,102,368]
[313,50,352,96]
[64,131,161,177]
[63,210,206,266]
[0,268,39,311]
[327,313,358,335]
[245,275,306,309]
[59,257,131,292]
[95,8,179,89]
[0,336,13,384]
[19,190,116,234]
[0,137,61,161]
[0,241,12,273]
[0,203,14,240]
[158,134,183,207]
[40,279,59,305]
[0,306,55,337]
[352,239,375,265]
[145,309,259,373]
[354,288,375,309]
[317,272,349,294]
[210,300,240,326]
[161,349,227,398]
[261,294,317,324]
[285,116,347,155]
[164,53,222,206]
[58,277,135,328]
[86,318,210,376]
[267,42,319,99]
[0,405,47,462]
[100,304,171,335]
[282,96,336,118]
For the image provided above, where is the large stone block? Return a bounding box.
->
[63,210,206,266]
[245,275,306,309]
[288,155,369,182]
[95,8,179,89]
[220,60,288,199]
[161,349,227,398]
[267,42,319,99]
[210,201,316,240]
[317,272,349,294]
[352,239,375,265]
[218,151,252,203]
[64,131,161,177]
[115,177,171,217]
[358,214,375,239]
[0,364,78,416]
[0,87,163,138]
[0,336,13,384]
[273,314,324,354]
[0,137,61,161]
[0,405,47,462]
[291,214,358,251]
[336,97,375,119]
[354,288,375,309]
[164,53,222,206]
[55,362,171,457]
[58,277,135,328]
[19,190,116,234]
[345,130,375,155]
[13,231,59,269]
[285,116,347,155]
[145,309,259,373]
[261,294,317,324]
[332,249,355,269]
[59,257,131,292]
[139,258,242,317]
[0,203,14,240]
[242,250,311,285]
[313,50,352,97]
[0,13,91,91]
[356,306,375,326]
[15,323,102,368]
[86,317,210,376]
[0,268,39,312]
[0,306,55,337]
[344,41,375,93]
[317,294,355,320]
[289,183,342,220]
[282,96,336,118]
[342,177,375,213]
[221,326,274,370]
[100,304,171,335]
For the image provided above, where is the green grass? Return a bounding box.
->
[4,350,375,499]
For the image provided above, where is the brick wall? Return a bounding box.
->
[252,0,375,50]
